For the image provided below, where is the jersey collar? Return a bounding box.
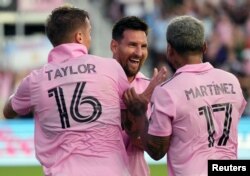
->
[130,72,149,83]
[48,43,88,63]
[135,72,146,79]
[175,62,214,75]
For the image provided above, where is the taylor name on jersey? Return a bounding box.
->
[45,63,96,81]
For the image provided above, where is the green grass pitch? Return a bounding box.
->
[0,164,167,176]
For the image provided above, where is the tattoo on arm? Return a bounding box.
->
[123,114,140,138]
[122,110,148,140]
[124,117,133,132]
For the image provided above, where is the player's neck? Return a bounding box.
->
[180,54,203,67]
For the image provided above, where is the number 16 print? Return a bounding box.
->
[48,82,102,128]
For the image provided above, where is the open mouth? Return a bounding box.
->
[129,58,140,64]
[128,59,140,70]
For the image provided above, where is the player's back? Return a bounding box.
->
[34,55,127,131]
[28,52,130,175]
[162,63,246,176]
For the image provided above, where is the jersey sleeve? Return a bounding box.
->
[236,80,247,116]
[229,73,248,117]
[11,74,32,115]
[115,62,130,110]
[148,86,175,136]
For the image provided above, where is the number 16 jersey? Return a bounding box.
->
[11,43,131,176]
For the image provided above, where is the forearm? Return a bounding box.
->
[124,107,169,160]
[122,109,148,149]
[123,110,168,160]
[123,110,146,138]
[135,117,149,150]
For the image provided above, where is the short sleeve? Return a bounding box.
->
[11,74,31,115]
[148,86,175,137]
[115,62,130,109]
[237,80,247,116]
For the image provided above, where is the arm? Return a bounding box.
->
[121,67,168,149]
[3,95,18,119]
[121,109,148,149]
[123,87,171,160]
[3,74,32,119]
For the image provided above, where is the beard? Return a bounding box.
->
[123,64,140,77]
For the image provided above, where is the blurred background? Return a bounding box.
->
[0,0,250,175]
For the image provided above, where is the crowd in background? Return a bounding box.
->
[104,0,250,116]
[0,0,250,117]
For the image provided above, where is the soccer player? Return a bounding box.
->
[110,16,151,176]
[123,15,247,176]
[3,6,131,176]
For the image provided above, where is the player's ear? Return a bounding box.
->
[75,31,84,44]
[166,43,173,58]
[202,42,207,55]
[110,39,118,53]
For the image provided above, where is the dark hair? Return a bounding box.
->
[112,16,148,41]
[45,5,89,47]
[167,15,205,55]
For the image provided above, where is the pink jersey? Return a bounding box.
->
[11,43,131,176]
[149,62,247,176]
[122,72,151,176]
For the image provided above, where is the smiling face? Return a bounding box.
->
[111,29,148,82]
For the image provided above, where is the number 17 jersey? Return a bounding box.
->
[149,62,247,176]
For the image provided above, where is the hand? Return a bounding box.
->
[123,87,148,116]
[153,66,168,81]
[142,66,168,101]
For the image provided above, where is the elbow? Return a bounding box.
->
[145,143,168,160]
[3,102,17,119]
[3,110,16,119]
[3,107,9,118]
[145,135,170,160]
[150,152,166,161]
[146,147,166,160]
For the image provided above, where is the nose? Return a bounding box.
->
[134,46,143,57]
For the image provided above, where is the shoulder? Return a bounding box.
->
[104,58,125,72]
[23,66,43,81]
[160,72,182,87]
[214,68,237,77]
[213,68,240,82]
[89,55,121,67]
[91,57,127,78]
[25,64,51,84]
